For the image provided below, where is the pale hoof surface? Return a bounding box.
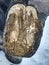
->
[3,4,43,57]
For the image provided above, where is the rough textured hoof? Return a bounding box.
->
[3,4,43,63]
